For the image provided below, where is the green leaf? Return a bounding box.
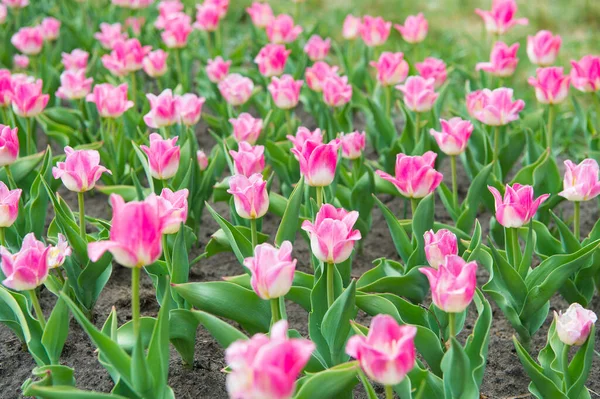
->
[275,177,304,246]
[147,282,172,396]
[356,259,428,303]
[441,338,479,399]
[407,194,434,269]
[23,385,129,399]
[41,294,70,365]
[464,289,492,388]
[567,326,595,399]
[205,203,253,264]
[373,195,413,263]
[170,226,189,307]
[0,150,44,182]
[193,309,248,348]
[456,163,493,232]
[322,280,357,365]
[294,362,359,399]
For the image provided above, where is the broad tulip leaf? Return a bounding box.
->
[294,362,359,399]
[275,177,305,246]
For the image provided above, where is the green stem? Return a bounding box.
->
[131,267,141,339]
[450,155,458,209]
[0,227,5,247]
[316,186,324,208]
[384,85,392,118]
[130,72,137,104]
[205,32,213,57]
[285,110,294,135]
[29,290,46,330]
[26,117,34,155]
[270,298,280,325]
[352,158,361,184]
[493,126,500,163]
[175,49,184,90]
[547,104,555,150]
[574,201,581,241]
[4,165,17,190]
[414,112,421,144]
[447,312,456,340]
[385,385,394,399]
[327,262,335,308]
[410,198,419,217]
[250,218,258,249]
[562,344,571,389]
[162,235,172,273]
[77,192,86,241]
[509,227,521,268]
[592,92,600,136]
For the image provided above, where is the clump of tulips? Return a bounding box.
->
[0,0,598,399]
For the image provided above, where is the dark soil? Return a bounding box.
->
[1,116,599,399]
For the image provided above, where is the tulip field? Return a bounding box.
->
[1,0,600,398]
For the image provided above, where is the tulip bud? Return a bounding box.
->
[555,303,597,346]
[559,159,600,202]
[243,241,297,299]
[0,124,19,166]
[40,17,61,41]
[340,131,366,160]
[140,133,181,180]
[94,23,128,50]
[13,55,29,70]
[424,229,458,269]
[305,61,338,93]
[197,150,209,171]
[161,13,192,48]
[11,26,44,55]
[227,173,269,220]
[52,146,111,192]
[194,3,220,32]
[1,233,49,291]
[420,255,477,313]
[0,181,21,227]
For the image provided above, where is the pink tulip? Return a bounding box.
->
[62,49,89,71]
[420,255,477,313]
[528,67,570,105]
[178,93,205,126]
[554,303,597,346]
[559,159,600,202]
[11,26,44,55]
[218,73,254,106]
[13,55,29,70]
[161,12,192,48]
[570,55,600,93]
[225,320,314,399]
[301,204,361,264]
[157,188,188,234]
[230,141,265,177]
[0,5,7,23]
[305,61,338,92]
[86,83,134,118]
[429,117,473,155]
[424,229,458,269]
[246,2,273,28]
[527,30,561,66]
[304,35,331,62]
[102,38,151,76]
[47,234,71,269]
[291,137,339,187]
[230,113,263,144]
[227,173,269,220]
[0,181,21,227]
[125,16,145,36]
[488,183,549,228]
[340,131,366,160]
[266,14,302,44]
[394,13,428,44]
[112,0,154,9]
[467,88,525,126]
[52,147,111,192]
[197,150,208,171]
[254,44,291,77]
[346,315,416,386]
[243,241,297,300]
[143,49,168,78]
[342,15,362,40]
[144,89,181,128]
[323,74,352,108]
[94,23,128,50]
[141,133,180,180]
[268,75,303,110]
[287,127,323,152]
[0,70,11,107]
[376,151,443,199]
[206,56,231,83]
[476,41,520,77]
[359,15,391,47]
[396,76,438,113]
[0,125,19,166]
[193,3,220,32]
[415,57,447,89]
[155,0,184,30]
[40,17,60,41]
[205,0,228,18]
[2,0,28,8]
[475,0,528,35]
[11,78,49,117]
[56,70,93,100]
[88,194,163,268]
[1,233,49,291]
[370,52,409,86]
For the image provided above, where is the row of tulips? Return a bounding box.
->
[0,0,599,398]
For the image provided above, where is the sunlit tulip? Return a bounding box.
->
[143,49,168,78]
[101,38,151,76]
[56,70,93,100]
[218,73,254,106]
[178,93,205,126]
[62,49,89,71]
[155,0,184,30]
[528,67,570,105]
[0,181,21,227]
[86,83,134,118]
[230,141,265,177]
[88,194,163,268]
[467,88,525,126]
[13,55,29,70]
[570,55,600,93]
[488,183,549,228]
[11,26,43,55]
[254,44,291,77]
[475,0,528,35]
[0,125,18,166]
[141,133,180,180]
[11,78,49,117]
[94,23,128,50]
[370,52,409,86]
[415,57,447,89]
[206,56,231,83]
[157,188,188,234]
[266,14,302,44]
[429,117,473,155]
[40,17,60,41]
[305,61,338,92]
[243,241,296,300]
[197,150,208,171]
[424,229,458,269]
[342,14,361,40]
[555,303,597,346]
[394,13,427,44]
[359,15,391,47]
[246,2,273,28]
[230,113,263,144]
[346,315,416,386]
[227,173,269,220]
[291,138,340,187]
[287,127,323,152]
[527,30,561,66]
[225,320,314,399]
[376,151,443,199]
[304,35,331,62]
[301,204,361,264]
[476,41,519,77]
[144,89,181,128]
[193,3,220,32]
[323,74,352,107]
[396,76,438,113]
[52,147,111,192]
[420,255,477,313]
[161,12,192,48]
[340,131,366,160]
[1,233,49,291]
[559,159,600,202]
[268,75,303,109]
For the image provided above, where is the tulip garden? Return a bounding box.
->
[1,0,600,398]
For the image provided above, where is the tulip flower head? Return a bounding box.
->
[527,67,570,105]
[56,70,94,100]
[424,229,459,269]
[94,23,128,50]
[246,2,273,28]
[229,141,265,177]
[52,146,111,192]
[376,151,443,199]
[178,93,205,126]
[322,74,352,108]
[370,52,409,87]
[40,17,61,41]
[266,14,302,44]
[476,41,520,77]
[101,38,151,76]
[62,49,89,72]
[13,55,29,70]
[227,173,269,220]
[11,78,49,117]
[141,133,180,180]
[287,127,323,152]
[290,137,340,187]
[475,0,528,35]
[144,89,181,128]
[218,73,254,106]
[466,88,525,126]
[1,233,49,291]
[11,26,44,55]
[420,255,477,313]
[254,44,291,77]
[360,15,391,47]
[396,76,438,113]
[268,75,303,110]
[157,188,189,234]
[161,12,193,48]
[0,181,21,227]
[197,150,209,171]
[230,113,263,144]
[346,315,417,386]
[304,35,331,62]
[488,183,549,228]
[415,57,447,89]
[3,0,29,8]
[554,303,597,346]
[429,117,473,155]
[206,56,231,83]
[305,61,339,92]
[143,49,168,78]
[394,13,428,44]
[0,70,13,107]
[527,30,561,66]
[559,159,600,202]
[86,83,134,118]
[243,241,297,300]
[47,234,71,269]
[155,0,184,30]
[570,55,600,93]
[193,3,220,32]
[0,124,19,166]
[342,15,361,40]
[340,131,366,160]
